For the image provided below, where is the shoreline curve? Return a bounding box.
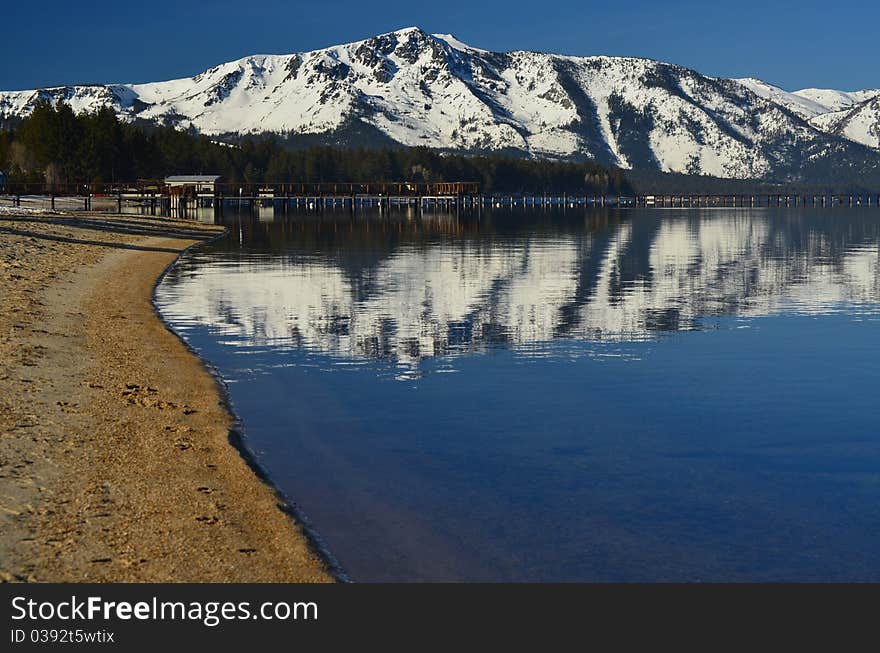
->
[0,212,333,582]
[151,234,349,582]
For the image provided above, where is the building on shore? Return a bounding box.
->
[164,175,221,194]
[164,175,221,215]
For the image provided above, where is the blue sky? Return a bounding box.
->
[2,0,876,91]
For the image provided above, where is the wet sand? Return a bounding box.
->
[0,212,332,582]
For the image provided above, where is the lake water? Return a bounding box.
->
[155,206,880,581]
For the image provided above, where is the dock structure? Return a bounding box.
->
[1,179,879,216]
[0,179,483,217]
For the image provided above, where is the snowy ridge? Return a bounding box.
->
[810,96,880,150]
[734,78,832,119]
[2,27,879,179]
[735,78,879,121]
[795,88,880,113]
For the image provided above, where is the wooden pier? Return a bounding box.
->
[1,179,879,217]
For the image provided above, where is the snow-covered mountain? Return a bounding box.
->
[810,96,880,151]
[734,78,878,120]
[2,27,880,181]
[734,78,880,152]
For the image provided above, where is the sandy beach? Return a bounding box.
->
[0,211,331,582]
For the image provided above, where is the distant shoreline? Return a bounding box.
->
[0,211,331,582]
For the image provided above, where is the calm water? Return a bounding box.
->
[155,207,880,581]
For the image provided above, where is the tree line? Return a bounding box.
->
[0,101,633,195]
[626,169,880,195]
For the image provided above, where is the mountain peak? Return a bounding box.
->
[371,26,430,41]
[431,33,482,53]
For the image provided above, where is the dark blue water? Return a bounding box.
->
[155,207,880,581]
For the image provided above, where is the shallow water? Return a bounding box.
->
[155,207,880,581]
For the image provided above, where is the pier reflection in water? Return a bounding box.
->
[157,207,880,581]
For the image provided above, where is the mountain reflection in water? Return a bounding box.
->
[161,208,880,377]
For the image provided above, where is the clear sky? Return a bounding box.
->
[2,0,876,92]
